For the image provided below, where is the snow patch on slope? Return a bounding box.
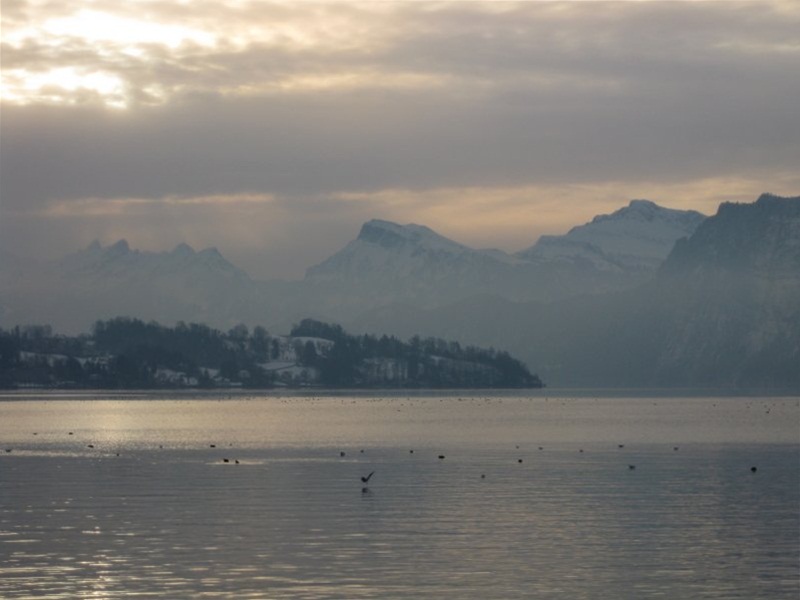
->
[520,199,706,269]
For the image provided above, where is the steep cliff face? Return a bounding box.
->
[650,194,800,387]
[663,194,800,275]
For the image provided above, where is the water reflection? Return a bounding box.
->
[0,396,798,598]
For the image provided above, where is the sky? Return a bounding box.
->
[2,0,799,279]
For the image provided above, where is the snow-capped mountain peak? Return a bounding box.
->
[356,219,471,253]
[519,199,706,269]
[304,218,529,295]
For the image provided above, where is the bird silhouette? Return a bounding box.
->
[361,471,375,484]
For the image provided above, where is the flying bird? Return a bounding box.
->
[361,471,375,484]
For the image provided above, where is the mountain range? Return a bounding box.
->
[305,200,705,310]
[353,194,800,388]
[2,193,797,388]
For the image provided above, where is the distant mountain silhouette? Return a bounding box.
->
[4,195,796,388]
[1,199,703,333]
[353,194,800,389]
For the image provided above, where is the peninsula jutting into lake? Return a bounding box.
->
[0,318,542,390]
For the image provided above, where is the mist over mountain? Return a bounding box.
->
[353,194,800,389]
[2,194,796,388]
[0,240,258,332]
[649,194,800,387]
[1,198,701,333]
[302,200,705,313]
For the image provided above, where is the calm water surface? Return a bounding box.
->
[0,393,798,599]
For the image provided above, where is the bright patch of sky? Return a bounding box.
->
[1,0,798,277]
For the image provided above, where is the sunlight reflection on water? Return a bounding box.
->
[0,394,798,598]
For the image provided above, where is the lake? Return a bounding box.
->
[1,392,798,598]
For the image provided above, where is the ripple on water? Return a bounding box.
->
[0,395,798,599]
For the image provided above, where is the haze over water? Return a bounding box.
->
[1,394,798,599]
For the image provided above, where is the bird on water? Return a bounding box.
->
[361,471,375,493]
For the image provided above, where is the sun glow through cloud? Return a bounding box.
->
[1,67,127,108]
[1,0,797,275]
[41,10,216,48]
[3,0,797,110]
[0,2,398,108]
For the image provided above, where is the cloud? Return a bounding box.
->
[1,1,798,276]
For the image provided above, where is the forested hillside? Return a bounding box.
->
[0,318,542,390]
